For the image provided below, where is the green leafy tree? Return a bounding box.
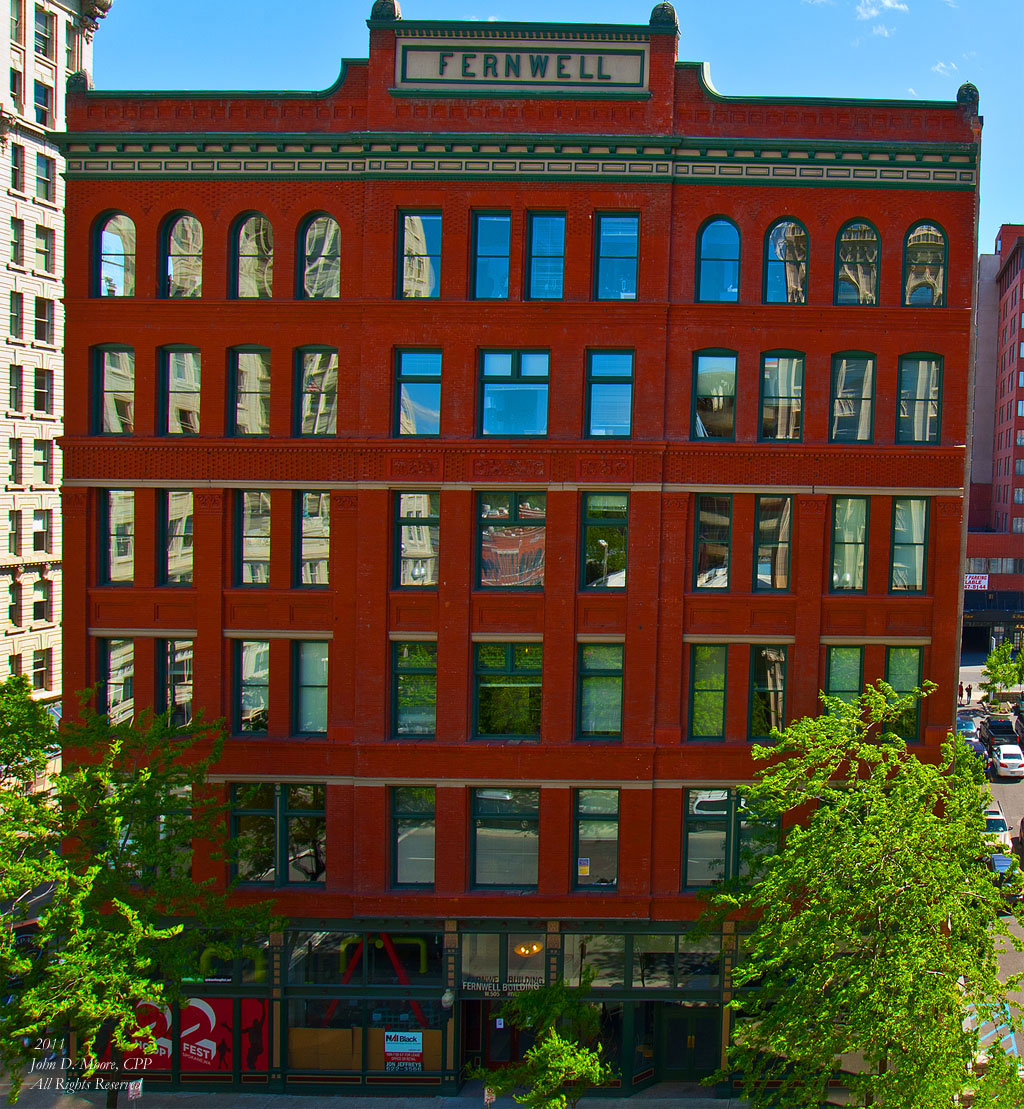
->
[468,968,616,1109]
[0,678,273,1106]
[698,680,1024,1109]
[979,640,1023,708]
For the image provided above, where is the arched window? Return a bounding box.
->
[834,220,879,305]
[162,213,203,298]
[95,213,135,297]
[696,219,740,303]
[300,215,340,299]
[234,214,274,299]
[902,222,946,306]
[764,219,807,304]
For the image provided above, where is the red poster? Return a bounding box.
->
[178,997,268,1071]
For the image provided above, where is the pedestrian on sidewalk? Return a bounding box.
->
[967,683,973,703]
[959,682,964,704]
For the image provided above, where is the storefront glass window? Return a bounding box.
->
[561,933,626,988]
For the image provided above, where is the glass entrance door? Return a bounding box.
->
[656,1003,720,1080]
[483,1000,535,1067]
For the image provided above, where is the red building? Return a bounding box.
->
[59,0,980,1095]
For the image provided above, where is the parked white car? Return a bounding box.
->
[989,744,1024,780]
[984,803,1013,851]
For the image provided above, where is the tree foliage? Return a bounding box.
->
[698,680,1024,1109]
[979,641,1023,707]
[0,678,272,1104]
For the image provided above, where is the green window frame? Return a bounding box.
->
[754,494,791,592]
[236,490,271,586]
[391,786,436,887]
[398,211,441,299]
[395,349,441,436]
[696,217,740,304]
[235,639,269,735]
[586,350,633,438]
[831,496,868,593]
[472,212,510,299]
[826,646,863,705]
[97,636,134,725]
[885,647,922,743]
[395,491,440,588]
[392,641,437,739]
[890,497,928,593]
[577,644,624,740]
[763,218,808,304]
[689,644,727,741]
[295,491,329,587]
[473,642,543,740]
[896,353,942,444]
[594,213,638,301]
[902,221,946,307]
[574,789,618,889]
[161,212,203,298]
[161,346,200,436]
[101,489,134,585]
[829,352,875,442]
[526,212,565,300]
[299,214,340,299]
[759,351,803,441]
[694,494,731,590]
[471,787,540,888]
[477,491,545,589]
[683,789,778,889]
[294,640,328,735]
[233,212,274,299]
[230,346,271,436]
[159,638,193,727]
[295,347,338,436]
[581,492,627,590]
[749,645,787,741]
[94,345,134,435]
[834,219,879,306]
[160,490,193,586]
[230,783,326,886]
[692,350,737,440]
[95,212,135,297]
[479,350,549,437]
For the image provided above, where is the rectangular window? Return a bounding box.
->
[294,641,328,735]
[34,224,53,272]
[693,352,737,439]
[9,67,23,113]
[478,491,545,588]
[395,491,439,587]
[9,291,23,338]
[33,366,52,413]
[694,494,731,590]
[1018,400,1024,419]
[1014,517,1024,534]
[296,491,329,586]
[32,80,51,126]
[472,787,539,887]
[11,0,23,44]
[33,6,52,57]
[399,212,440,299]
[8,581,21,625]
[161,490,193,585]
[98,638,133,724]
[392,787,435,886]
[9,364,22,409]
[230,783,326,885]
[392,641,437,738]
[10,218,23,266]
[237,491,271,585]
[1017,459,1024,477]
[395,349,441,436]
[31,577,50,621]
[33,297,53,343]
[594,213,638,300]
[749,645,786,740]
[7,510,20,555]
[897,355,942,444]
[754,495,791,591]
[95,348,134,434]
[689,645,727,741]
[526,212,565,300]
[831,496,868,592]
[162,348,200,435]
[581,492,627,589]
[235,640,269,734]
[480,350,549,437]
[232,348,270,435]
[586,351,633,437]
[1015,489,1024,506]
[830,353,875,442]
[9,654,21,678]
[32,438,50,483]
[886,647,922,743]
[65,21,78,69]
[296,347,337,436]
[890,497,928,593]
[683,789,777,888]
[161,638,193,726]
[826,646,863,704]
[578,644,624,739]
[472,212,510,299]
[32,508,50,552]
[760,352,804,440]
[474,642,543,739]
[10,144,24,192]
[8,438,21,484]
[103,490,133,584]
[31,647,50,691]
[574,789,618,888]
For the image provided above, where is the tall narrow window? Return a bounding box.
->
[831,496,867,592]
[8,581,21,625]
[33,81,52,126]
[526,212,565,300]
[32,648,51,691]
[693,352,737,439]
[33,367,52,413]
[697,218,740,303]
[835,220,879,305]
[749,646,786,740]
[237,491,271,586]
[890,497,928,593]
[34,153,54,202]
[8,365,22,409]
[826,646,863,704]
[896,354,942,444]
[296,491,329,586]
[8,291,22,338]
[830,352,875,442]
[392,642,437,738]
[161,639,193,726]
[902,222,946,306]
[296,348,337,436]
[11,144,24,192]
[33,6,53,57]
[594,214,638,300]
[395,491,439,588]
[234,214,273,298]
[33,297,53,343]
[32,577,51,621]
[581,492,627,589]
[231,348,270,435]
[11,1,23,45]
[7,510,20,556]
[294,641,328,735]
[163,214,203,298]
[694,494,731,590]
[574,790,618,888]
[392,787,435,886]
[480,350,549,437]
[395,349,441,436]
[472,788,539,888]
[95,347,134,435]
[689,645,727,741]
[98,638,134,725]
[32,508,50,552]
[300,214,340,299]
[764,219,807,304]
[886,647,922,743]
[35,225,53,271]
[399,212,440,299]
[472,212,510,299]
[478,492,545,588]
[586,351,633,438]
[8,438,21,483]
[759,352,803,440]
[578,644,624,740]
[474,643,543,739]
[32,439,51,484]
[235,640,269,734]
[162,348,200,435]
[754,495,791,591]
[10,218,23,266]
[96,213,135,297]
[162,491,193,585]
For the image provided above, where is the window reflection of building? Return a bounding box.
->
[831,354,874,441]
[107,489,134,583]
[479,496,545,587]
[299,493,330,586]
[104,637,134,725]
[166,349,200,435]
[398,492,439,587]
[165,639,193,726]
[101,347,134,434]
[165,491,193,585]
[766,220,807,304]
[401,214,439,298]
[836,222,879,305]
[903,223,945,306]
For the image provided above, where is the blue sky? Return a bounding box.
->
[93,0,1021,251]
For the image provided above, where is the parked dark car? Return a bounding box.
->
[980,715,1017,751]
[985,853,1023,907]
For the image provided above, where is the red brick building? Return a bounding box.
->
[59,0,980,1094]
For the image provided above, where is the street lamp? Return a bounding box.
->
[597,538,608,586]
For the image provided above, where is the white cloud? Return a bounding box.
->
[801,0,834,5]
[907,87,918,96]
[872,23,894,36]
[856,0,908,17]
[931,60,958,77]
